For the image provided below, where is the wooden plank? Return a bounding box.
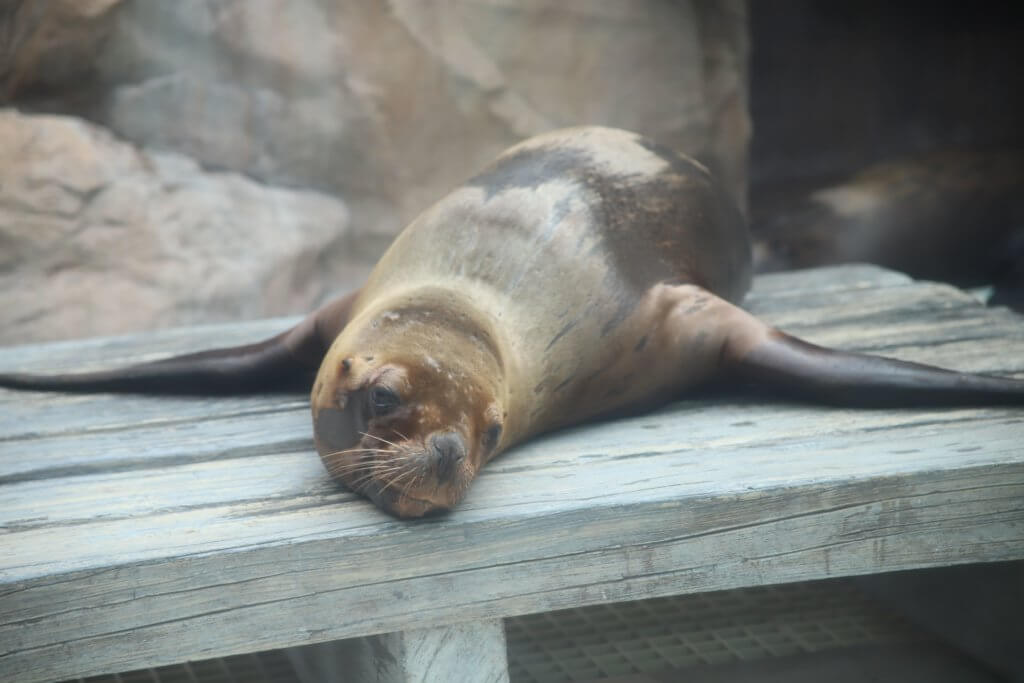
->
[0,404,311,481]
[2,402,1020,574]
[2,463,1020,681]
[0,318,302,372]
[0,391,306,442]
[1,416,1020,680]
[0,265,1022,682]
[744,264,915,297]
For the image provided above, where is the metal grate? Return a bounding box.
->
[74,650,301,683]
[68,578,925,683]
[504,579,925,682]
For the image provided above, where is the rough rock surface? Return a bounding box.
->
[1,0,749,344]
[8,0,749,246]
[0,110,350,345]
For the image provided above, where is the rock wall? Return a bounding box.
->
[0,110,351,344]
[1,0,749,344]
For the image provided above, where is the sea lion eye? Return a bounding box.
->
[484,423,502,450]
[369,386,401,417]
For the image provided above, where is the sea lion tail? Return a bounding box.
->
[0,290,359,396]
[730,328,1024,406]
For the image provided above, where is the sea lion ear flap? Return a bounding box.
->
[0,289,361,395]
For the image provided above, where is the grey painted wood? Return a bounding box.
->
[1,265,1022,682]
[286,620,508,683]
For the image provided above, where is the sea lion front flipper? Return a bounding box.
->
[0,290,360,395]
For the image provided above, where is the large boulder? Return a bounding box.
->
[8,0,749,248]
[0,110,351,345]
[1,0,750,343]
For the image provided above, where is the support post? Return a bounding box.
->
[286,619,509,683]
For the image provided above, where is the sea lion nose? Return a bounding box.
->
[430,432,466,480]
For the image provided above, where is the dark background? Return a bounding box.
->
[749,0,1024,208]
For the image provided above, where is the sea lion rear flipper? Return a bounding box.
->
[0,290,360,395]
[713,298,1024,407]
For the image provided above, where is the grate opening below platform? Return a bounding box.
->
[504,578,926,682]
[77,649,300,683]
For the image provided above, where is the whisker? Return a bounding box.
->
[349,466,403,489]
[373,452,420,492]
[360,431,402,449]
[325,450,396,471]
[325,448,393,464]
[340,458,405,482]
[327,455,402,476]
[379,466,420,496]
[326,461,374,476]
[345,470,378,488]
[325,445,364,456]
[324,453,392,470]
[324,446,393,459]
[400,468,428,500]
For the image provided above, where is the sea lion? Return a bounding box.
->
[2,127,1024,518]
[752,149,1024,310]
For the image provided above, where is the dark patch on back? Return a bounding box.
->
[600,293,635,337]
[467,146,595,201]
[533,374,572,395]
[545,319,578,351]
[601,373,634,398]
[471,130,751,304]
[633,335,648,352]
[552,376,573,393]
[572,364,610,396]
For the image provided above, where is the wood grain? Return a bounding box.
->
[0,265,1022,682]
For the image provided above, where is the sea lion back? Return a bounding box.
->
[364,126,751,311]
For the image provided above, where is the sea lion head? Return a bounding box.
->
[310,301,507,518]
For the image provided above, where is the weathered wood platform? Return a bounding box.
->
[1,265,1022,683]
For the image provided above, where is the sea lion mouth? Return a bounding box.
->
[363,482,454,518]
[366,436,473,518]
[316,424,474,518]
